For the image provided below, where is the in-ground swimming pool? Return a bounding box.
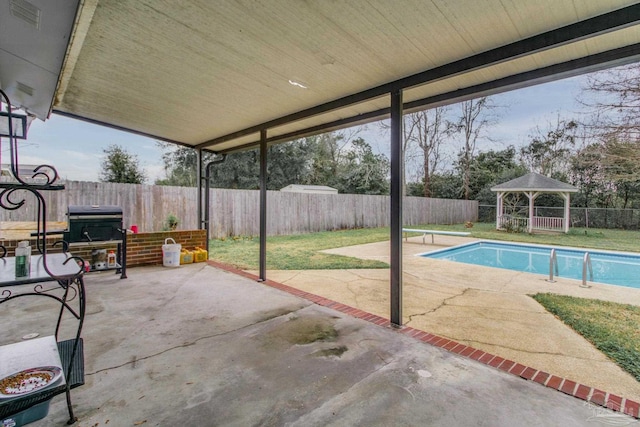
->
[419,241,640,289]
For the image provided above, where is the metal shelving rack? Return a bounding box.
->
[0,90,86,425]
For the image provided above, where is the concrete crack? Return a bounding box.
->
[281,271,302,283]
[87,306,304,376]
[345,282,361,307]
[461,339,600,361]
[406,288,471,324]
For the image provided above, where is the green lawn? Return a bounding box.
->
[209,223,640,270]
[209,228,390,270]
[532,293,640,382]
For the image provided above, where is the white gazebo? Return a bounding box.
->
[491,172,579,233]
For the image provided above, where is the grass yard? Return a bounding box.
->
[532,293,640,382]
[209,228,390,270]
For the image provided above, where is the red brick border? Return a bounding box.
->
[207,260,640,420]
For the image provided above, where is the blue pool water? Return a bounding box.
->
[420,241,640,289]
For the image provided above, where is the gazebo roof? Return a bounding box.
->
[490,172,578,193]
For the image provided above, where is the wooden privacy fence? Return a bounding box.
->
[0,181,477,238]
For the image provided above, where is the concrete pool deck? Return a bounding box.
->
[249,235,640,404]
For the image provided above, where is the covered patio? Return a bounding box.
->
[3,0,640,325]
[491,172,579,233]
[3,1,640,424]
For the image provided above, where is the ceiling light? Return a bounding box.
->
[288,80,308,89]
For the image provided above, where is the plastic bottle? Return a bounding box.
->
[107,250,117,268]
[15,240,31,278]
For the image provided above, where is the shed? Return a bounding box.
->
[280,185,338,195]
[491,172,578,233]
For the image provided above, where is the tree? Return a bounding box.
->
[429,171,463,199]
[303,131,389,194]
[99,144,146,184]
[267,140,314,190]
[380,117,418,195]
[601,139,640,209]
[155,143,211,187]
[465,146,527,204]
[569,142,605,208]
[580,64,640,141]
[519,117,577,178]
[156,131,390,195]
[340,138,389,194]
[156,140,312,190]
[208,150,260,189]
[404,108,452,197]
[453,97,498,200]
[304,132,350,189]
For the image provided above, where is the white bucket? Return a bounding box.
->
[162,238,182,267]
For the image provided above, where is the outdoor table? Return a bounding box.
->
[0,253,82,286]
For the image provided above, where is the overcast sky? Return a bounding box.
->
[7,73,590,184]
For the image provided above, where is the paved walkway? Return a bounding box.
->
[6,263,635,426]
[256,236,640,405]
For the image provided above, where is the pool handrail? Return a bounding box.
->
[546,248,559,283]
[581,252,593,288]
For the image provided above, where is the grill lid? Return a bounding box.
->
[67,205,123,216]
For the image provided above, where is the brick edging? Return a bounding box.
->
[206,260,640,419]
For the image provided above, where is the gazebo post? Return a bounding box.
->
[495,192,503,230]
[562,192,571,233]
[526,191,534,233]
[525,191,540,233]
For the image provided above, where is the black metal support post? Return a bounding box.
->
[259,130,267,281]
[196,148,203,229]
[390,89,403,327]
[204,154,227,243]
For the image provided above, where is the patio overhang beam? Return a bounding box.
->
[51,110,201,152]
[197,4,640,151]
[215,42,640,155]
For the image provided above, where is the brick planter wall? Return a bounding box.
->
[0,230,207,268]
[126,230,207,267]
[0,237,66,257]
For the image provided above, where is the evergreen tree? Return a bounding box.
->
[99,144,146,184]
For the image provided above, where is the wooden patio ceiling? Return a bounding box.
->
[2,1,640,152]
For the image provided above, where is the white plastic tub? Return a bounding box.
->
[162,238,181,267]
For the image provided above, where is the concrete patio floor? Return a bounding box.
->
[259,236,640,405]
[3,262,635,426]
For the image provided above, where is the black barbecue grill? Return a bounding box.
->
[62,205,127,279]
[64,205,123,243]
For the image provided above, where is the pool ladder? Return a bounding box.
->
[547,249,593,287]
[581,252,593,288]
[546,249,558,283]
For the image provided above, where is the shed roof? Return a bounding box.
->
[280,185,338,194]
[491,172,579,193]
[2,1,640,153]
